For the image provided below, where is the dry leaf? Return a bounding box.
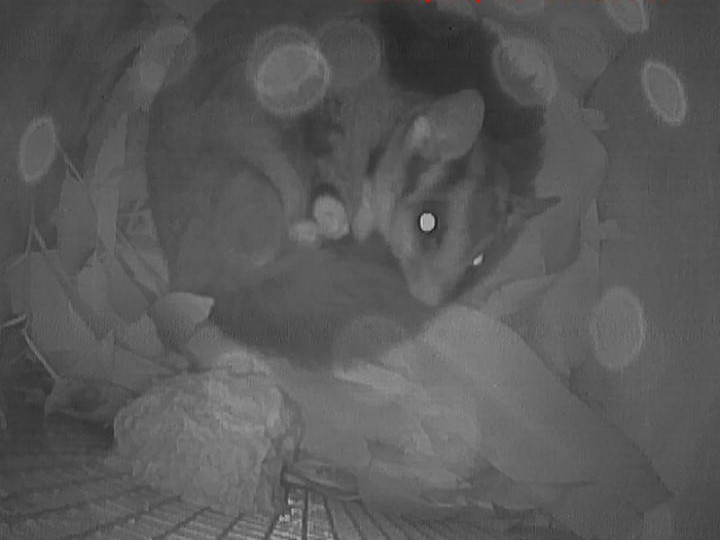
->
[83,60,134,181]
[532,87,609,274]
[76,253,113,318]
[4,253,31,317]
[150,291,214,351]
[107,255,153,322]
[90,112,128,259]
[115,227,169,301]
[56,169,97,276]
[130,21,197,109]
[111,346,174,393]
[533,246,601,377]
[264,352,474,509]
[41,331,113,384]
[91,109,129,189]
[115,313,166,359]
[6,252,98,357]
[420,306,671,538]
[246,328,483,515]
[581,201,630,250]
[477,274,556,320]
[3,250,156,400]
[69,322,172,394]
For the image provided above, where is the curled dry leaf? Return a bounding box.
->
[420,306,671,539]
[149,291,214,351]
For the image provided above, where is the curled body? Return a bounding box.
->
[145,0,557,366]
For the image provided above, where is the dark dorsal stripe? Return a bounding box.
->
[400,145,475,200]
[441,150,473,191]
[366,143,384,178]
[374,0,546,199]
[401,153,432,198]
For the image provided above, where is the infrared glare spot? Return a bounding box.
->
[18,116,58,185]
[641,60,688,127]
[247,26,331,118]
[419,212,437,234]
[589,286,647,372]
[604,0,649,35]
[254,43,330,118]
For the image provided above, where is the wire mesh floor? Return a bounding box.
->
[0,400,545,540]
